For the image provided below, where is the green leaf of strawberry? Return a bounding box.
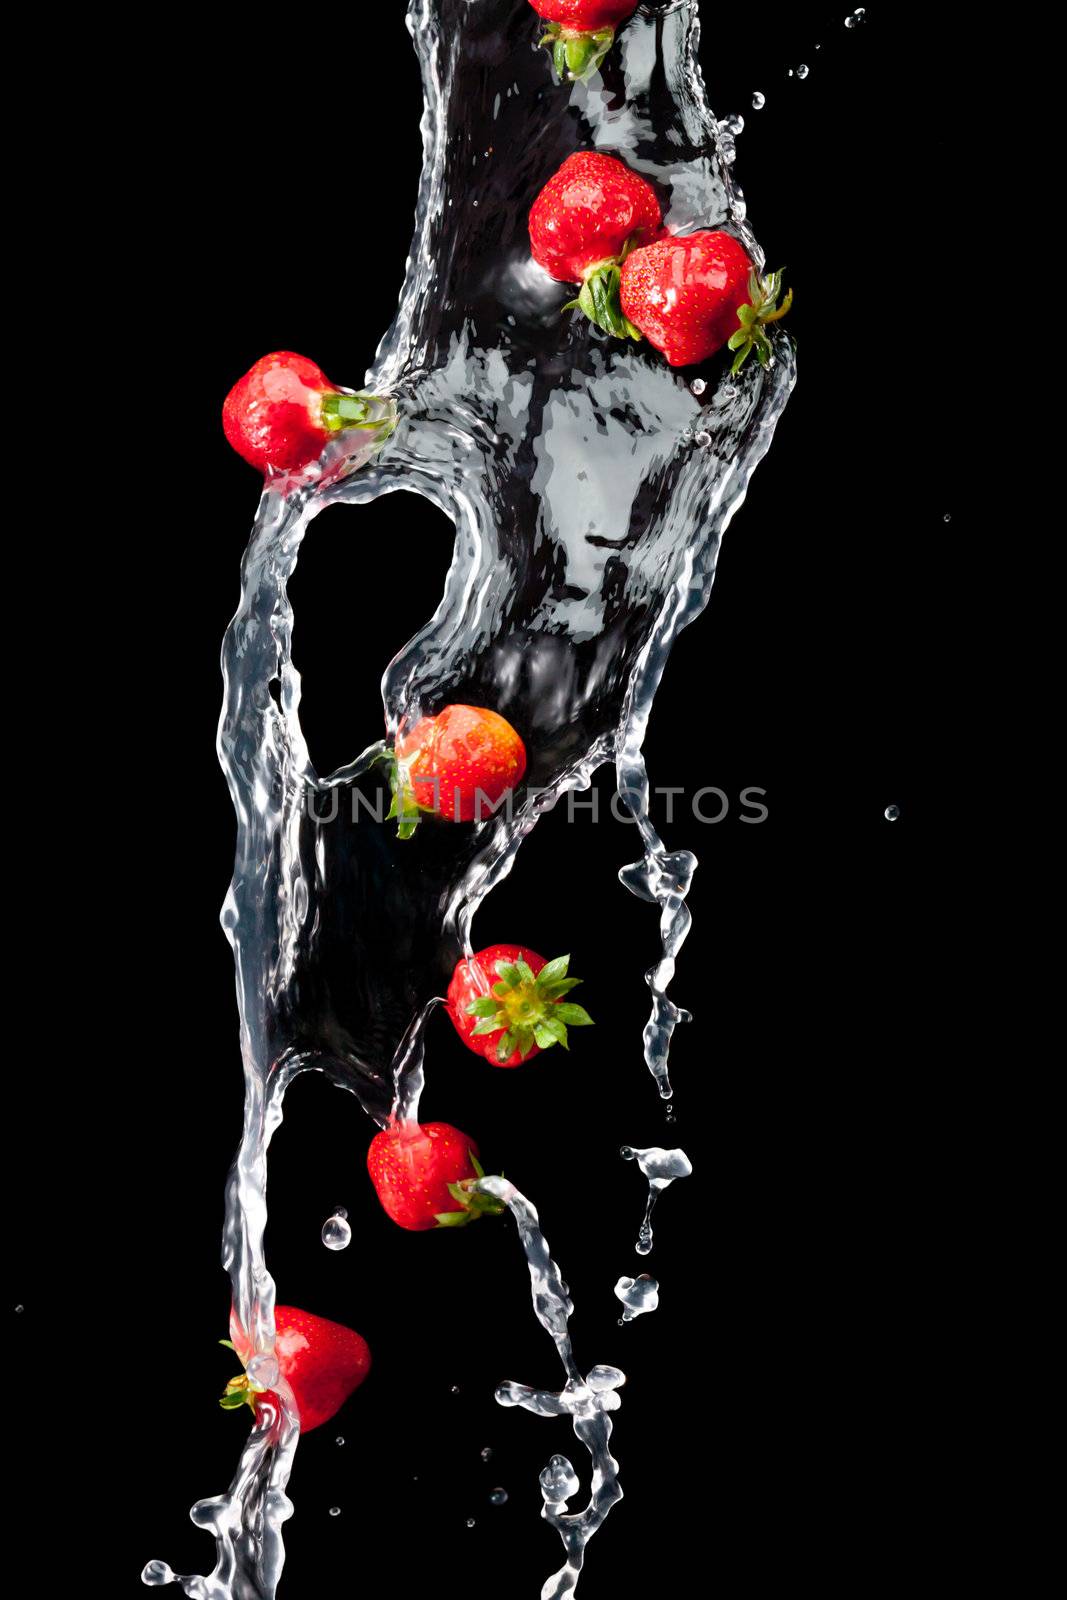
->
[446,944,596,1067]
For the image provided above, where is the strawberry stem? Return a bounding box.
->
[320,390,397,440]
[565,259,644,342]
[465,952,594,1063]
[539,23,617,83]
[727,269,793,374]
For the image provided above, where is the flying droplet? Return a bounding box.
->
[489,1488,509,1506]
[620,1146,635,1161]
[480,1446,493,1462]
[884,805,900,821]
[451,1384,461,1395]
[752,92,765,110]
[943,513,951,522]
[14,1304,24,1314]
[689,378,707,396]
[694,431,711,448]
[797,64,810,79]
[329,1506,341,1518]
[141,1560,175,1586]
[321,1214,351,1251]
[335,1436,345,1447]
[466,1517,477,1529]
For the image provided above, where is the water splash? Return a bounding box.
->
[620,1144,693,1255]
[614,1273,660,1321]
[146,1,794,1594]
[482,1176,625,1600]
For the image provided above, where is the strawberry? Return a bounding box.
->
[529,0,638,81]
[221,1305,371,1433]
[529,152,661,341]
[367,1121,505,1232]
[222,350,394,475]
[619,231,793,370]
[385,704,527,838]
[447,945,594,1067]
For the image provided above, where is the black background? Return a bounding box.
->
[14,5,984,1596]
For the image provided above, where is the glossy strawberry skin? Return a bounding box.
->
[367,1122,481,1232]
[529,0,637,27]
[229,1305,371,1433]
[395,705,526,824]
[222,351,338,474]
[620,231,756,367]
[529,152,662,286]
[447,944,548,1068]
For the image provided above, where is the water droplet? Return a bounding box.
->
[689,377,707,397]
[787,68,794,77]
[943,513,951,522]
[480,1446,493,1462]
[620,1146,635,1161]
[329,1506,341,1517]
[797,64,810,79]
[333,1206,348,1219]
[335,1436,345,1447]
[322,1213,351,1251]
[884,805,900,822]
[489,1487,509,1506]
[451,1384,461,1395]
[466,1517,477,1529]
[14,1304,24,1314]
[694,431,711,448]
[141,1560,175,1586]
[845,7,866,26]
[727,113,744,135]
[752,92,765,110]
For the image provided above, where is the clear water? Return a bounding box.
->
[145,2,794,1595]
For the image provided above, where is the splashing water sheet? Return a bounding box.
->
[145,2,794,1594]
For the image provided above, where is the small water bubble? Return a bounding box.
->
[620,1146,635,1161]
[489,1488,509,1506]
[797,64,810,79]
[943,513,951,522]
[884,805,900,822]
[335,1436,345,1447]
[466,1517,477,1529]
[321,1213,351,1251]
[689,378,707,396]
[481,1446,493,1462]
[329,1506,341,1518]
[752,92,765,110]
[694,431,711,448]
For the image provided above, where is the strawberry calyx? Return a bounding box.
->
[465,952,594,1064]
[434,1152,507,1229]
[319,390,397,443]
[563,256,644,342]
[539,23,616,82]
[727,268,794,374]
[218,1339,267,1415]
[375,747,423,840]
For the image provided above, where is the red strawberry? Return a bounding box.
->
[529,1,638,81]
[530,152,661,340]
[386,705,527,837]
[367,1121,505,1232]
[222,350,394,475]
[221,1305,371,1433]
[447,945,594,1067]
[619,231,793,370]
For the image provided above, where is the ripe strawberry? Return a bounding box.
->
[222,350,394,475]
[530,152,661,340]
[619,231,793,370]
[386,704,527,838]
[367,1121,505,1232]
[221,1305,371,1433]
[447,945,594,1067]
[529,1,638,81]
